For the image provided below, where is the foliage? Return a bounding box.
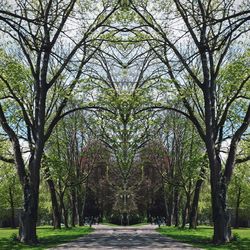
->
[0,0,250,244]
[228,162,250,216]
[0,164,22,211]
[0,141,22,223]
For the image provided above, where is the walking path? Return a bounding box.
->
[51,224,201,250]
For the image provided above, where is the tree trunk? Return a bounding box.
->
[173,187,180,227]
[162,181,170,225]
[166,186,174,226]
[71,187,77,227]
[47,178,61,229]
[189,165,205,229]
[210,167,231,243]
[77,185,87,226]
[9,186,16,229]
[78,203,84,226]
[234,186,241,229]
[166,166,175,226]
[205,109,232,244]
[0,106,41,243]
[189,178,203,229]
[63,206,69,228]
[19,180,39,243]
[60,195,69,228]
[182,193,190,228]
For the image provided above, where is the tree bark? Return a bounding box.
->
[166,199,173,226]
[234,186,241,229]
[9,186,16,229]
[189,165,206,229]
[47,178,61,229]
[162,181,170,226]
[0,105,39,243]
[163,184,174,226]
[63,206,69,228]
[71,187,77,227]
[77,185,87,226]
[182,193,191,228]
[210,160,231,243]
[189,178,203,229]
[19,179,39,243]
[59,195,69,228]
[173,187,180,227]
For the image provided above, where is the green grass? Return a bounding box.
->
[0,226,93,250]
[157,226,250,250]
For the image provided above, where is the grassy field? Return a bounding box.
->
[0,226,93,250]
[157,226,250,250]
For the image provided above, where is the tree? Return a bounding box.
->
[228,140,250,229]
[43,165,62,229]
[43,110,108,227]
[0,0,249,244]
[0,0,118,242]
[189,162,207,229]
[142,111,207,228]
[0,142,22,229]
[130,0,250,243]
[77,27,164,221]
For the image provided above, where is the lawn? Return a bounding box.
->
[0,226,93,250]
[157,226,250,250]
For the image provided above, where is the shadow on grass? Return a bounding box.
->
[0,227,94,250]
[157,227,250,250]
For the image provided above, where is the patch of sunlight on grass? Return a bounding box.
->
[157,226,250,250]
[0,226,93,250]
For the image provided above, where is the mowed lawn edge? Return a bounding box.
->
[0,226,94,250]
[157,226,250,250]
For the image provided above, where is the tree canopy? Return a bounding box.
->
[0,0,250,245]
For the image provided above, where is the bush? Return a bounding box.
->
[232,233,241,242]
[10,233,18,242]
